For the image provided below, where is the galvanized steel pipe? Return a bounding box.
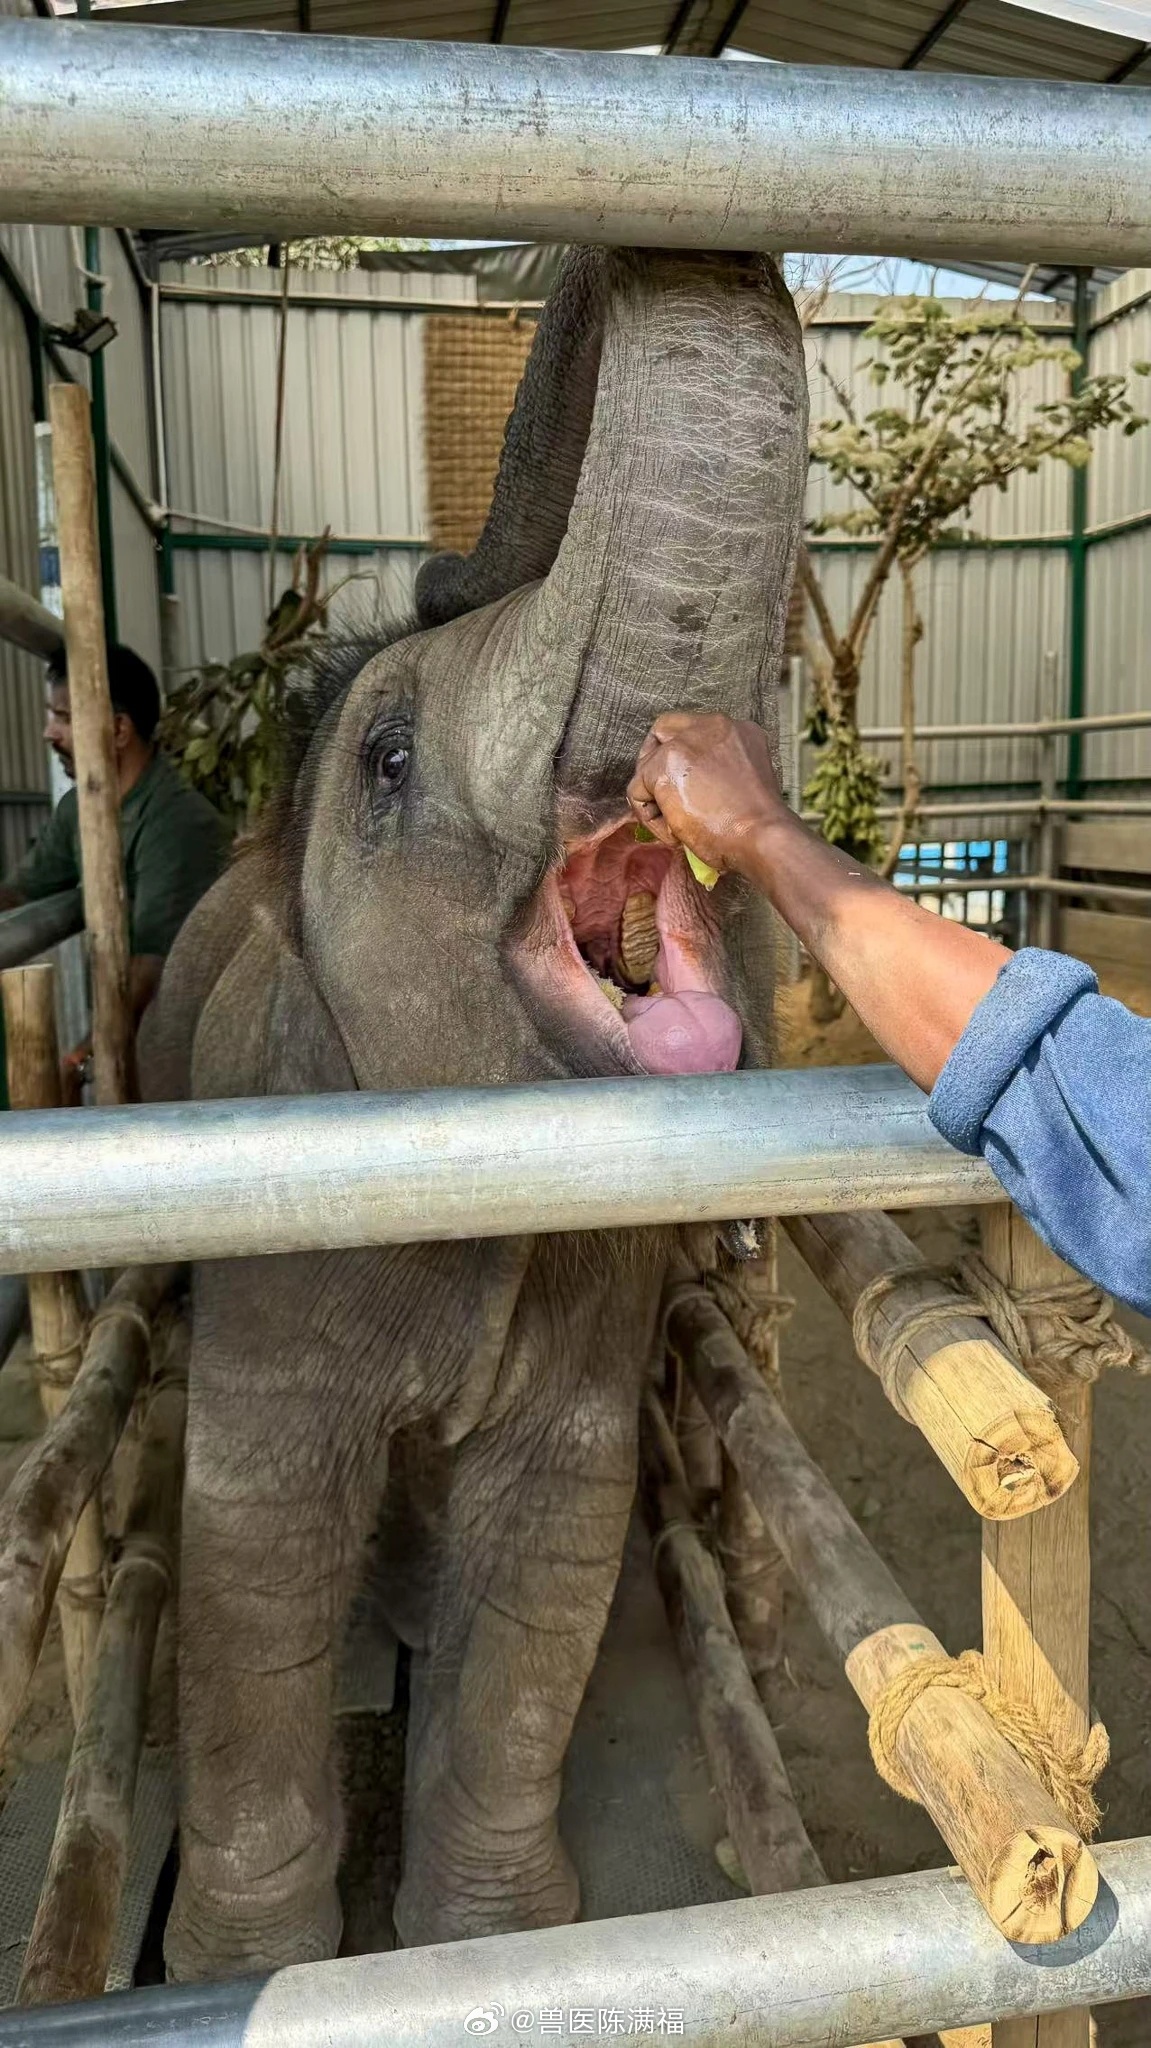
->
[2,22,1150,261]
[0,572,62,664]
[0,1067,999,1275]
[3,1838,1151,2046]
[0,891,84,973]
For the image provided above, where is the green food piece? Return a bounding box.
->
[635,822,719,889]
[684,847,720,891]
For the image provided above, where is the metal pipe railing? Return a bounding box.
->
[0,1067,1000,1276]
[860,710,1151,743]
[4,1834,1150,2048]
[891,874,1151,905]
[0,572,62,664]
[1,24,1150,259]
[0,892,84,973]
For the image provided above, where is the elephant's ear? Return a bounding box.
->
[414,247,607,629]
[192,909,355,1102]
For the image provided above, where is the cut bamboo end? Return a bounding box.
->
[783,1213,1078,1522]
[988,1824,1098,1946]
[846,1623,1099,1948]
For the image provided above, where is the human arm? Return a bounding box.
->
[626,711,1008,1092]
[628,711,1151,1314]
[2,796,81,911]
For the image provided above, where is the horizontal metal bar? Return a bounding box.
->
[861,711,1151,742]
[160,281,544,316]
[0,572,62,663]
[0,1067,999,1276]
[897,874,1151,903]
[6,1836,1151,2048]
[168,522,427,551]
[2,24,1150,260]
[869,797,1151,821]
[0,891,84,973]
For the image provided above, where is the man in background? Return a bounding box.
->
[0,642,228,1035]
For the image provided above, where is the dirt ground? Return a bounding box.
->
[2,969,1149,2041]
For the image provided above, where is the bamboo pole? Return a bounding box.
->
[980,1207,1095,2048]
[640,1399,907,2048]
[0,1261,182,1750]
[47,381,132,1107]
[784,1211,1078,1520]
[18,1310,188,2006]
[642,1396,825,1899]
[1,963,102,1720]
[668,1281,1098,1947]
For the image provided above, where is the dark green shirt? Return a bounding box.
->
[13,752,229,957]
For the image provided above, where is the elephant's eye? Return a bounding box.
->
[364,720,412,811]
[377,745,409,791]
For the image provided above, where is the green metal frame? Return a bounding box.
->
[85,225,119,643]
[1066,268,1091,797]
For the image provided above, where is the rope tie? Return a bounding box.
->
[56,1570,105,1614]
[32,1339,86,1391]
[113,1534,174,1594]
[88,1300,155,1349]
[956,1253,1150,1397]
[868,1648,1109,1839]
[650,1518,709,1567]
[705,1267,794,1386]
[851,1255,1149,1408]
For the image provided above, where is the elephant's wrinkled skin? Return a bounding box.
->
[140,248,808,1979]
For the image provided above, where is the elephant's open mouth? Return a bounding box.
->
[511,819,743,1077]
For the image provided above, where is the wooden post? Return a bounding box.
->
[641,1399,907,2048]
[0,1262,182,1750]
[980,1206,1094,2048]
[47,381,132,1106]
[784,1211,1078,1520]
[713,1230,789,1689]
[18,1311,188,2006]
[1,963,102,1720]
[669,1281,1098,1947]
[643,1395,825,1898]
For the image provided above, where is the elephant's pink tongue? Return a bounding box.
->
[621,990,742,1076]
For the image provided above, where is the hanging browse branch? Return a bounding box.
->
[802,296,1150,866]
[159,535,344,829]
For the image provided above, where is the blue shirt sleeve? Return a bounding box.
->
[927,948,1151,1316]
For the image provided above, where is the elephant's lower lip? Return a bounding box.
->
[509,820,743,1078]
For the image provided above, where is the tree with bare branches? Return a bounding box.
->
[801,297,1149,868]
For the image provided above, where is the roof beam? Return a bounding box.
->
[1108,41,1149,80]
[901,0,973,69]
[709,0,750,58]
[662,0,697,54]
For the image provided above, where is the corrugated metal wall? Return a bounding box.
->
[161,264,475,664]
[163,271,1149,801]
[4,253,1148,838]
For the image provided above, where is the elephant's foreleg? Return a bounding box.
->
[165,1286,385,1980]
[395,1274,652,1946]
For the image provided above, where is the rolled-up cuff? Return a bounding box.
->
[927,948,1098,1154]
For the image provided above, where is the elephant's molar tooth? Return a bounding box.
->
[619,891,659,986]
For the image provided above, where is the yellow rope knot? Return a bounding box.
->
[868,1648,1109,1839]
[957,1254,1150,1396]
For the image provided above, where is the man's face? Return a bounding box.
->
[44,682,74,779]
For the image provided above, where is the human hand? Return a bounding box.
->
[626,713,786,876]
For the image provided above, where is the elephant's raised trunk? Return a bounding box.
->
[539,251,808,796]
